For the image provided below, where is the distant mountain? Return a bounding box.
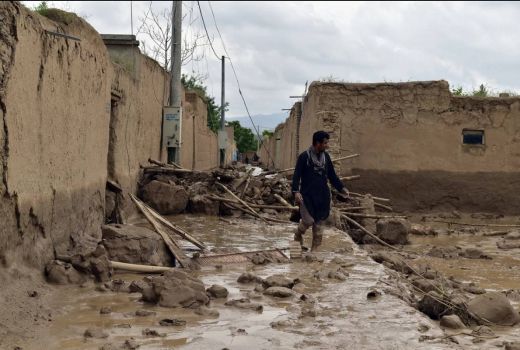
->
[227,113,288,134]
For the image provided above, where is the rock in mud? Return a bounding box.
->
[225,298,263,312]
[237,272,263,284]
[263,287,295,298]
[505,342,520,350]
[313,267,349,281]
[140,269,209,308]
[159,318,186,326]
[135,309,156,317]
[410,224,438,236]
[463,284,486,295]
[440,314,465,329]
[426,246,461,259]
[129,280,148,293]
[45,260,86,285]
[84,327,109,339]
[194,306,220,317]
[505,231,520,240]
[376,218,410,245]
[142,328,165,337]
[461,248,490,259]
[497,240,520,250]
[188,195,219,216]
[418,292,449,320]
[206,284,229,299]
[109,279,131,293]
[69,245,113,282]
[370,251,412,274]
[302,253,324,263]
[123,338,140,350]
[141,180,188,215]
[262,275,295,289]
[100,343,118,350]
[100,307,112,314]
[467,292,520,326]
[102,224,174,266]
[411,277,440,293]
[251,253,271,265]
[367,289,382,299]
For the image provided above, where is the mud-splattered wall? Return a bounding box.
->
[262,80,520,214]
[0,2,227,274]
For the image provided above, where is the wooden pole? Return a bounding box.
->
[129,194,205,250]
[340,212,406,219]
[209,195,297,211]
[129,194,193,268]
[349,192,391,203]
[111,261,172,273]
[340,175,360,181]
[216,183,268,224]
[424,219,520,228]
[263,153,360,175]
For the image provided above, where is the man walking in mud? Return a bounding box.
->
[292,131,349,251]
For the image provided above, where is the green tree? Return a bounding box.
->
[451,86,465,96]
[34,1,49,14]
[472,84,489,97]
[262,130,274,138]
[181,74,227,133]
[227,120,258,153]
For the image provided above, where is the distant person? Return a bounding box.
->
[245,156,250,164]
[253,153,259,162]
[291,131,349,251]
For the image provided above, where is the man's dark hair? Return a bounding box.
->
[312,131,330,145]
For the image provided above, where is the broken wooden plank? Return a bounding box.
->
[129,194,193,268]
[233,168,254,191]
[240,173,253,199]
[273,193,296,209]
[217,183,268,224]
[424,219,520,228]
[209,195,296,211]
[132,196,206,250]
[349,192,391,203]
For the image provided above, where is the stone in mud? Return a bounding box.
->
[467,292,520,326]
[463,284,486,295]
[330,257,354,268]
[376,218,410,245]
[84,327,109,339]
[194,306,220,317]
[251,253,271,265]
[109,279,131,293]
[302,253,324,263]
[497,240,520,250]
[505,342,520,350]
[102,224,173,266]
[100,307,112,314]
[471,325,495,337]
[123,338,140,350]
[159,318,186,326]
[418,292,449,320]
[237,272,263,284]
[370,252,412,274]
[367,289,382,299]
[140,269,209,308]
[411,278,439,293]
[426,246,461,259]
[313,267,349,281]
[206,284,229,299]
[188,195,219,216]
[462,248,490,259]
[142,328,165,337]
[129,280,148,293]
[440,314,465,329]
[99,344,118,350]
[135,309,156,317]
[69,245,113,282]
[410,224,438,236]
[45,260,86,285]
[505,231,520,240]
[225,298,263,312]
[262,275,295,289]
[141,180,188,215]
[263,287,295,298]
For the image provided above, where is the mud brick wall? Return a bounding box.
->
[265,80,520,214]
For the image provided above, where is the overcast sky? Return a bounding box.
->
[24,1,520,121]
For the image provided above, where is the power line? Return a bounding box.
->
[196,1,221,60]
[207,1,275,167]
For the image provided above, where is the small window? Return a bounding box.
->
[462,129,484,145]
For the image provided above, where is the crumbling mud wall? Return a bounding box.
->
[180,91,219,170]
[109,56,168,194]
[0,2,112,271]
[270,80,520,213]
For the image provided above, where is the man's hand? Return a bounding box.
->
[338,188,350,200]
[294,192,303,206]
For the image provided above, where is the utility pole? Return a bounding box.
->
[163,0,183,164]
[218,55,227,166]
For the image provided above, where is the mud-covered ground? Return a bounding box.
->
[8,213,520,350]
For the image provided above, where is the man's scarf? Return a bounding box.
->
[306,146,326,172]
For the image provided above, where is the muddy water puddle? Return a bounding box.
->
[30,216,454,349]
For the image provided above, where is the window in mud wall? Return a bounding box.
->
[462,129,484,145]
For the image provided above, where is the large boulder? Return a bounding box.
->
[467,292,520,326]
[376,219,410,245]
[262,275,295,289]
[102,224,173,266]
[141,180,188,215]
[140,269,209,308]
[188,195,219,216]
